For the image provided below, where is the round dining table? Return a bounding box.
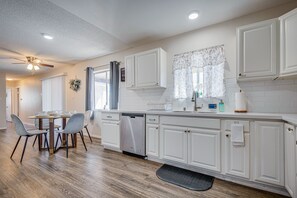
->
[28,114,75,155]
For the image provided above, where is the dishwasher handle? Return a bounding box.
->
[122,113,145,118]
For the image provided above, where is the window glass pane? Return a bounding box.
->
[192,67,203,97]
[94,71,110,109]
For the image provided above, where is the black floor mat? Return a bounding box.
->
[156,164,214,191]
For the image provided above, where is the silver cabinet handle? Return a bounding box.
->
[288,128,294,132]
[149,119,156,121]
[107,116,112,118]
[156,127,158,130]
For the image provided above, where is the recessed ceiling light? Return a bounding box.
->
[6,78,13,81]
[41,33,53,40]
[188,11,199,20]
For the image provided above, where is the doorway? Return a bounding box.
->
[6,89,12,122]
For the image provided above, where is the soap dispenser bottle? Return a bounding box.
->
[219,99,225,112]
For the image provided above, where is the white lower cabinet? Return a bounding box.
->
[160,123,221,172]
[284,123,296,197]
[253,121,284,186]
[161,125,188,164]
[188,128,220,172]
[224,132,250,179]
[101,121,120,150]
[146,124,159,158]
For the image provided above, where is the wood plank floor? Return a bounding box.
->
[0,122,285,198]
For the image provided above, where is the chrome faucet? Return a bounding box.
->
[192,91,203,111]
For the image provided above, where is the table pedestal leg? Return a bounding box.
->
[49,118,54,154]
[62,118,67,146]
[38,119,43,150]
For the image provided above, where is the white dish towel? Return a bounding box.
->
[231,124,244,146]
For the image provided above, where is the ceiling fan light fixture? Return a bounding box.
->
[27,63,33,70]
[34,65,40,70]
[41,33,54,40]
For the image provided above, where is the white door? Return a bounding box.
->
[135,49,159,87]
[237,19,277,80]
[125,55,135,88]
[284,124,296,197]
[280,8,297,76]
[160,125,187,164]
[146,124,159,158]
[224,132,250,179]
[188,127,221,172]
[6,89,12,122]
[253,121,284,186]
[101,121,120,149]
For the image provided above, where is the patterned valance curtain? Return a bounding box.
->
[173,45,225,99]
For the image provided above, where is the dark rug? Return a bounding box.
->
[156,164,214,191]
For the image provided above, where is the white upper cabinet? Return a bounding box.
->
[125,55,135,88]
[237,19,278,80]
[280,8,297,77]
[124,48,167,89]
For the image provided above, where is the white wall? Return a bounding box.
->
[0,73,7,129]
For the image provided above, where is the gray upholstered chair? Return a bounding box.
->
[82,110,93,142]
[55,113,87,158]
[32,117,60,147]
[10,114,49,163]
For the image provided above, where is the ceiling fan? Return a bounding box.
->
[12,56,54,71]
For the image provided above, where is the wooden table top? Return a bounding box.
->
[28,114,72,119]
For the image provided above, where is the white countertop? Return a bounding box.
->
[101,109,297,125]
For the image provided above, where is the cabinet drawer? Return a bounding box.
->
[102,112,120,121]
[225,120,249,132]
[146,115,159,124]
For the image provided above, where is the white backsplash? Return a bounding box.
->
[119,78,297,114]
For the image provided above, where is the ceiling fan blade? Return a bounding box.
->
[39,63,54,68]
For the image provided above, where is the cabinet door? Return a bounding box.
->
[224,132,250,179]
[280,8,297,76]
[125,55,135,88]
[135,49,159,87]
[237,19,277,80]
[146,124,159,158]
[284,124,296,197]
[101,121,120,149]
[160,125,187,164]
[253,121,284,186]
[188,128,221,172]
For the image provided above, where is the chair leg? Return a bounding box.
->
[85,126,93,143]
[10,136,21,159]
[71,134,74,148]
[66,134,69,158]
[20,136,29,163]
[32,135,37,147]
[44,134,49,151]
[79,131,88,151]
[38,134,41,151]
[55,133,61,150]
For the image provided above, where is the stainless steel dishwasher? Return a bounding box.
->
[120,113,146,156]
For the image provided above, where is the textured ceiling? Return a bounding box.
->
[0,0,294,79]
